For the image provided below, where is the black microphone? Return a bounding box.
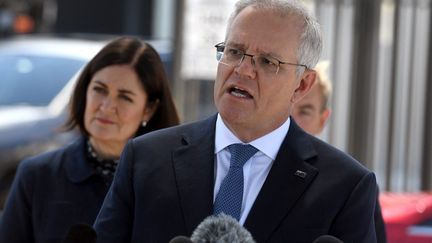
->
[62,223,97,243]
[313,235,344,243]
[190,213,256,243]
[168,235,194,243]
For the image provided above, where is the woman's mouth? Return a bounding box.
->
[96,118,114,124]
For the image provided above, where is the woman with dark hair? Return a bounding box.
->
[0,37,180,243]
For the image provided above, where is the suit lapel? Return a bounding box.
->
[244,120,319,243]
[172,116,217,234]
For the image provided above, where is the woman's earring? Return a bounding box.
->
[141,120,147,127]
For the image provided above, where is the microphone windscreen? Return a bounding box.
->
[62,223,97,243]
[313,235,344,243]
[190,213,255,243]
[168,235,194,243]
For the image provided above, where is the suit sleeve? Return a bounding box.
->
[94,140,135,243]
[374,188,387,243]
[330,172,378,243]
[0,160,35,243]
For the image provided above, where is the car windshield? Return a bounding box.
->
[0,54,85,106]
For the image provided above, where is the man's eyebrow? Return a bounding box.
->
[257,48,281,59]
[298,104,316,111]
[226,42,285,61]
[226,42,245,49]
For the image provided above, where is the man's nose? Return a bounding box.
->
[239,53,255,67]
[235,54,257,78]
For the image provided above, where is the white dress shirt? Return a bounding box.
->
[213,114,291,225]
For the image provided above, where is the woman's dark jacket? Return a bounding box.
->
[0,137,109,243]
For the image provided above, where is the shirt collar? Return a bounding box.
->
[215,113,290,160]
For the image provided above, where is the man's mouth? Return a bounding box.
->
[229,86,253,98]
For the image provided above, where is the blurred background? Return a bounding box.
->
[0,0,431,241]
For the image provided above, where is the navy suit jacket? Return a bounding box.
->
[0,137,109,243]
[94,115,378,243]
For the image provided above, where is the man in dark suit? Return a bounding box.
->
[94,0,378,242]
[292,61,387,243]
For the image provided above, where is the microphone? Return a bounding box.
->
[168,235,194,243]
[190,213,255,243]
[313,235,344,243]
[62,223,97,243]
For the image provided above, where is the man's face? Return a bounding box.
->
[214,6,316,142]
[291,83,330,135]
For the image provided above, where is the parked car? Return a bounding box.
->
[0,35,173,209]
[381,192,432,243]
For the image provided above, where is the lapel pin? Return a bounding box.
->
[294,170,307,179]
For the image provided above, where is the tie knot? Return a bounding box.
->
[228,144,258,168]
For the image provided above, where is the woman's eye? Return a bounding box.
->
[93,86,106,94]
[120,95,133,103]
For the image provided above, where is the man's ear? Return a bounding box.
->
[318,108,331,134]
[291,69,316,103]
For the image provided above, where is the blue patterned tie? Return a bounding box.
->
[214,144,258,221]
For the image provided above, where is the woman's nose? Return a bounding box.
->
[99,97,117,112]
